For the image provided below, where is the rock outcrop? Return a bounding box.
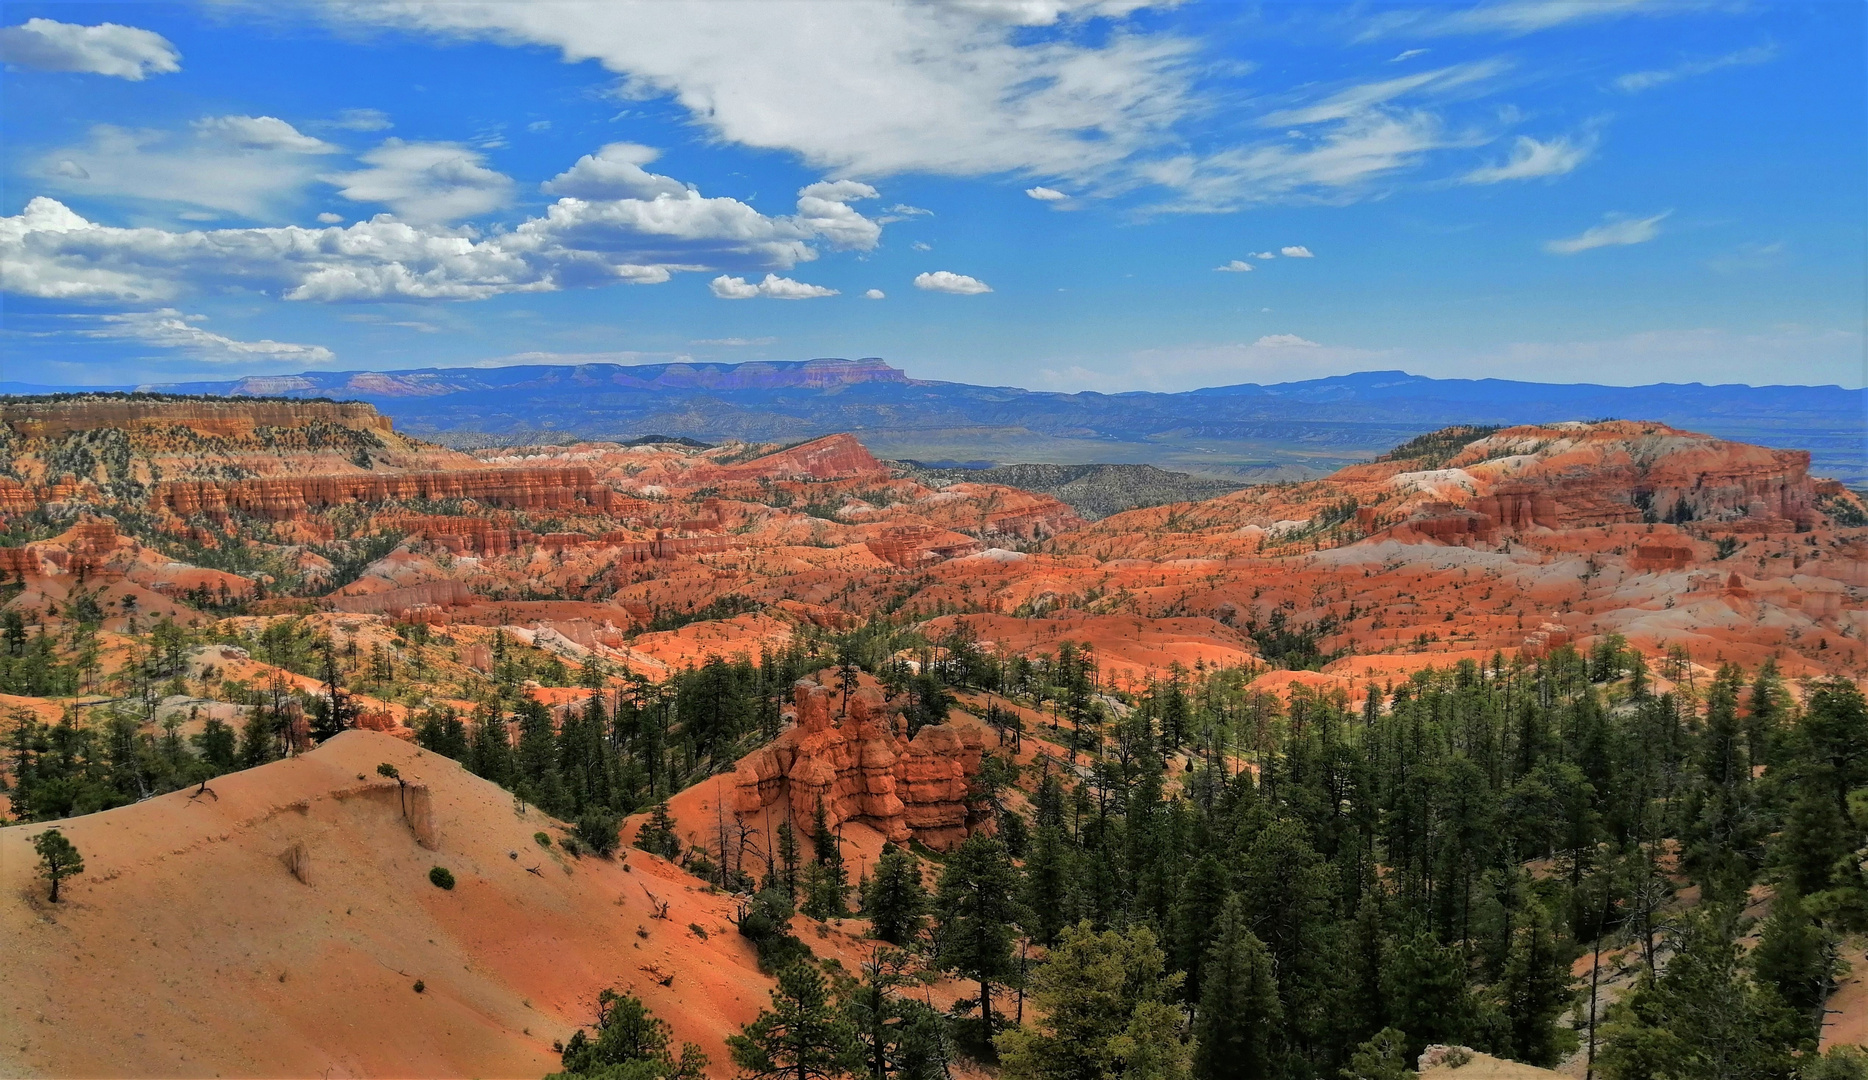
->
[153,466,621,519]
[0,395,394,441]
[731,679,986,849]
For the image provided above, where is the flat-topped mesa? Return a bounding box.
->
[0,394,394,441]
[731,679,987,850]
[153,466,620,520]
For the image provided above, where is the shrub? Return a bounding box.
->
[535,831,553,848]
[413,979,425,993]
[576,811,621,857]
[429,866,455,890]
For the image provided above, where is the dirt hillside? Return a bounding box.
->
[1,730,773,1078]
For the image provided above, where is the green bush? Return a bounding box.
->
[576,811,620,857]
[429,866,455,890]
[535,831,553,848]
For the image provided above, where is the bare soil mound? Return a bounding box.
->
[1,731,771,1078]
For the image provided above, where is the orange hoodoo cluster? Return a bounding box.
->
[732,679,988,850]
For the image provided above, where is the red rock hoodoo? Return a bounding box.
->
[731,679,987,850]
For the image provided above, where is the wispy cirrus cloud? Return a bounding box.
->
[1462,127,1597,184]
[1613,43,1778,93]
[78,309,335,363]
[1544,211,1669,254]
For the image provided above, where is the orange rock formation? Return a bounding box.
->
[732,678,987,849]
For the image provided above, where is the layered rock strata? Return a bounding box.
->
[732,680,986,850]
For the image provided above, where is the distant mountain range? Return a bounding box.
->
[5,358,1861,482]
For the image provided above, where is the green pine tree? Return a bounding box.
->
[862,843,927,946]
[934,833,1030,1045]
[729,962,862,1080]
[997,920,1189,1080]
[1191,895,1280,1080]
[33,827,84,902]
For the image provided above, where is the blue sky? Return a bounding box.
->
[2,0,1862,391]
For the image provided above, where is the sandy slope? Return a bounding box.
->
[1,731,775,1079]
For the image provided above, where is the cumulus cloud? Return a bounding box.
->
[0,18,179,79]
[0,135,890,304]
[541,142,688,200]
[1215,260,1253,272]
[1462,130,1596,184]
[324,139,516,223]
[1249,251,1276,260]
[1544,211,1669,254]
[316,212,344,224]
[1614,43,1778,93]
[914,270,993,294]
[32,117,338,219]
[80,309,335,363]
[864,288,886,299]
[1026,186,1069,200]
[709,273,838,299]
[1279,246,1314,257]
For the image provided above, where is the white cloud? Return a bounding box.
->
[1,136,890,303]
[1462,130,1596,184]
[864,288,886,299]
[1257,61,1507,128]
[193,115,336,153]
[1215,260,1253,272]
[316,212,344,224]
[321,2,1197,185]
[1363,0,1696,40]
[709,273,838,299]
[541,142,688,200]
[1544,211,1669,254]
[32,117,338,220]
[1254,333,1319,347]
[330,108,394,131]
[80,309,334,363]
[324,139,515,223]
[885,204,932,217]
[1389,48,1429,62]
[1249,251,1275,260]
[912,241,932,251]
[0,18,179,79]
[792,180,882,251]
[1138,107,1477,212]
[914,270,993,294]
[1026,186,1069,200]
[1279,246,1314,257]
[1614,43,1778,93]
[527,119,552,132]
[691,335,777,346]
